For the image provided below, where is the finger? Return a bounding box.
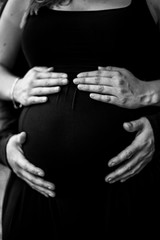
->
[16,154,45,177]
[77,84,115,95]
[33,78,68,87]
[123,119,144,133]
[108,142,140,167]
[17,132,27,146]
[77,70,114,78]
[19,169,55,191]
[105,149,150,183]
[26,96,48,105]
[100,66,125,73]
[25,178,48,197]
[90,93,119,104]
[121,162,149,183]
[120,149,153,182]
[36,71,67,79]
[105,155,140,183]
[31,86,61,96]
[73,77,112,86]
[120,161,148,183]
[24,178,55,198]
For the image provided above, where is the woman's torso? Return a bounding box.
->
[19,0,160,184]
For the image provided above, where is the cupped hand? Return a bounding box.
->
[73,66,151,109]
[105,117,155,183]
[14,66,68,106]
[6,132,55,198]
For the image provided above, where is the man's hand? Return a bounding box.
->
[6,132,55,197]
[105,117,155,183]
[73,66,154,109]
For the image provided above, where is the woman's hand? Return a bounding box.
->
[14,66,68,106]
[105,117,155,183]
[73,66,153,109]
[6,132,55,198]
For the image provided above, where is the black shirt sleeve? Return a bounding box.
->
[0,100,21,167]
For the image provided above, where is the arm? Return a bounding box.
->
[0,0,30,100]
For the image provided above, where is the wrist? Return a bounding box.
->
[147,81,160,106]
[140,81,160,107]
[10,77,23,109]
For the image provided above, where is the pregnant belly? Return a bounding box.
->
[18,82,139,178]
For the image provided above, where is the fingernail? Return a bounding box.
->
[49,192,55,198]
[62,78,68,84]
[62,74,68,78]
[105,177,112,183]
[121,179,126,183]
[77,73,83,77]
[73,78,79,84]
[41,97,48,103]
[38,171,44,176]
[48,185,54,190]
[47,67,53,71]
[108,161,115,167]
[126,122,132,129]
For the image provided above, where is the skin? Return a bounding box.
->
[2,0,160,197]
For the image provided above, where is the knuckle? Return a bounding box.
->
[49,88,55,94]
[118,87,125,95]
[130,169,136,175]
[126,165,132,172]
[115,72,121,79]
[95,76,100,84]
[120,96,127,105]
[126,151,132,159]
[38,89,43,95]
[31,98,38,104]
[115,77,123,86]
[45,80,50,87]
[98,85,105,93]
[106,66,112,71]
[99,70,105,77]
[118,78,125,86]
[31,70,37,79]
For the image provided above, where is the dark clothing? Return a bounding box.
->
[1,0,160,239]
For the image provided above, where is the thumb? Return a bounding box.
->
[17,132,27,145]
[123,119,143,133]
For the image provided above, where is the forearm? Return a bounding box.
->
[0,64,19,100]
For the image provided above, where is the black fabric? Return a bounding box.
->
[2,1,160,239]
[0,100,20,167]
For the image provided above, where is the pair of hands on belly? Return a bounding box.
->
[6,66,155,197]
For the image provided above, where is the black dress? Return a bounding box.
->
[2,1,160,239]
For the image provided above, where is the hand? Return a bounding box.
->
[14,66,68,106]
[105,117,155,183]
[73,66,151,109]
[6,132,55,198]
